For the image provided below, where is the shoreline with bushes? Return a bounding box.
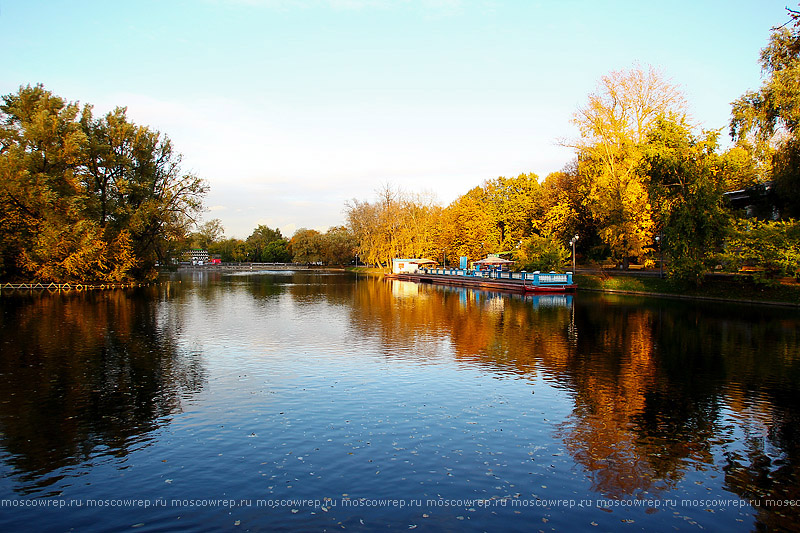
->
[575,273,800,307]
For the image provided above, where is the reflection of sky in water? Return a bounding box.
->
[0,272,798,532]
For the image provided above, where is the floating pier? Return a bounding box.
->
[387,268,576,294]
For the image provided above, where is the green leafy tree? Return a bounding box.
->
[731,11,800,217]
[79,104,206,275]
[514,233,569,272]
[246,225,284,262]
[190,218,225,250]
[719,144,762,191]
[214,237,247,263]
[263,239,292,263]
[290,228,323,263]
[321,226,356,265]
[722,219,800,282]
[641,118,729,285]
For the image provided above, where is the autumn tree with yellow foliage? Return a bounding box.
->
[0,85,206,282]
[345,185,441,268]
[439,186,499,264]
[568,65,688,266]
[438,173,542,264]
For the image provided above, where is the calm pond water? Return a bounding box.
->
[0,271,799,532]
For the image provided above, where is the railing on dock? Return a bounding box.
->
[420,269,573,286]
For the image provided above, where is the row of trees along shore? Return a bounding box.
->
[188,220,356,266]
[344,14,800,286]
[2,10,799,284]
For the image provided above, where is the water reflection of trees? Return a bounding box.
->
[351,281,800,528]
[286,272,364,306]
[352,278,574,372]
[0,288,205,494]
[549,298,800,522]
[679,306,800,532]
[554,299,721,499]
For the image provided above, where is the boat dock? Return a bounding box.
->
[387,268,576,293]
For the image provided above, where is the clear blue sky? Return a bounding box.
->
[0,0,790,238]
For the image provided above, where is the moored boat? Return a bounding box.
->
[386,269,576,294]
[386,256,577,293]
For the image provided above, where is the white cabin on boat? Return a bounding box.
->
[392,258,437,274]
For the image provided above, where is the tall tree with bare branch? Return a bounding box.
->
[568,65,687,265]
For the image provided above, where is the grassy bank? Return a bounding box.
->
[575,273,800,306]
[347,266,388,275]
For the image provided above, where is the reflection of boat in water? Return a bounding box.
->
[530,294,573,308]
[386,269,577,294]
[389,276,574,309]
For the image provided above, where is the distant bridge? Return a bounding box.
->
[177,262,318,272]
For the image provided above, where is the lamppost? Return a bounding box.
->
[570,234,579,272]
[655,233,663,279]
